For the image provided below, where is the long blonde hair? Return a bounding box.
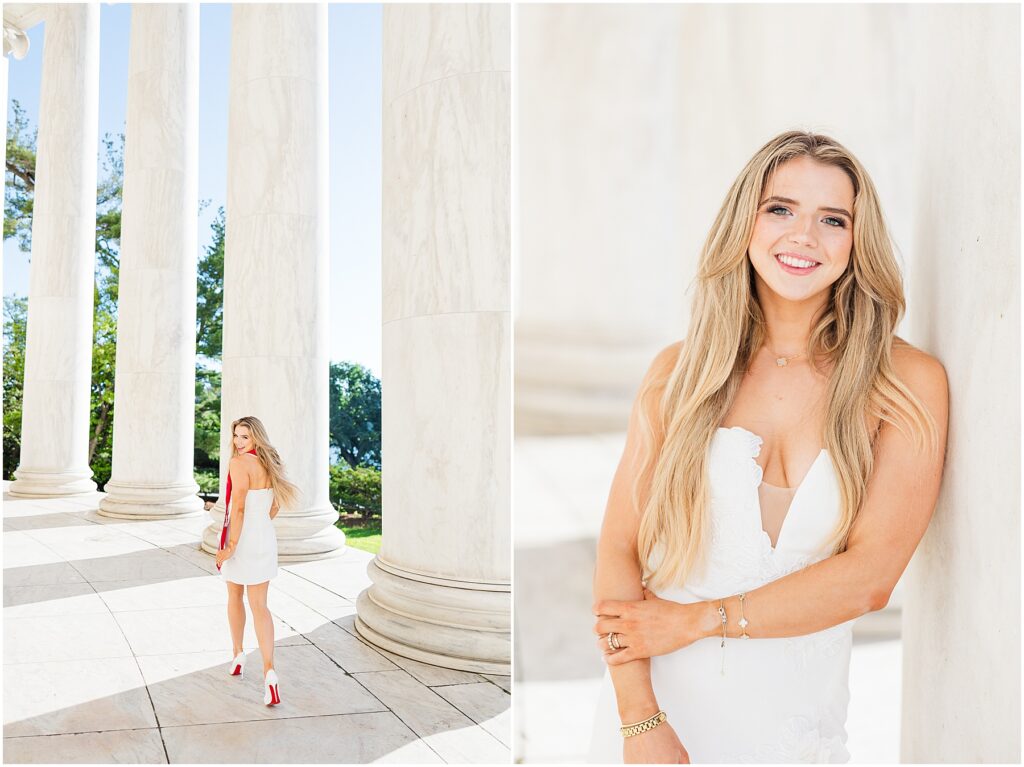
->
[636,130,939,590]
[229,416,300,510]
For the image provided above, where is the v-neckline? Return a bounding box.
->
[716,426,829,553]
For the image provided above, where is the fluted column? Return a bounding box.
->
[10,4,99,497]
[98,6,202,519]
[355,5,511,674]
[201,3,345,560]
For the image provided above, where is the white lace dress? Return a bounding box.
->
[588,426,855,763]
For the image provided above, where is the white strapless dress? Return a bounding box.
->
[220,488,279,585]
[588,426,855,763]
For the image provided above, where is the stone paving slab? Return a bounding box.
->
[5,612,136,664]
[353,669,510,763]
[3,581,110,616]
[434,681,513,747]
[138,645,385,727]
[2,485,510,763]
[3,728,168,763]
[160,712,444,763]
[4,657,158,738]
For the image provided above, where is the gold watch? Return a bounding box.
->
[620,710,667,738]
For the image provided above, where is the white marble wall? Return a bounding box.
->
[515,4,914,434]
[10,4,99,497]
[201,3,345,560]
[99,5,203,520]
[900,5,1020,761]
[516,5,688,434]
[355,4,511,673]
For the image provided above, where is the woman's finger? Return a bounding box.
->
[605,646,639,665]
[595,633,630,653]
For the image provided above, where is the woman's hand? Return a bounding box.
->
[594,589,705,665]
[623,720,690,764]
[216,543,236,567]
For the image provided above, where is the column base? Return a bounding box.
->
[9,468,97,497]
[199,504,347,562]
[355,557,510,675]
[97,480,205,519]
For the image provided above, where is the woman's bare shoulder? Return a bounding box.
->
[645,340,684,381]
[888,338,949,437]
[890,337,948,394]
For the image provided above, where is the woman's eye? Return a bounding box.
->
[823,216,847,228]
[767,205,790,216]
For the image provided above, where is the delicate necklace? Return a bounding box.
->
[765,344,804,367]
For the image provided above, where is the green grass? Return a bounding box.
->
[338,517,381,554]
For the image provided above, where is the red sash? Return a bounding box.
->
[217,449,258,571]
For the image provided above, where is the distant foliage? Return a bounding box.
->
[196,207,225,360]
[194,364,222,470]
[2,297,27,478]
[329,362,382,470]
[330,464,382,519]
[4,101,36,250]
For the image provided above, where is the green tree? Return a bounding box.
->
[194,364,222,467]
[196,207,225,359]
[4,100,36,249]
[329,463,381,519]
[2,297,27,478]
[329,361,381,469]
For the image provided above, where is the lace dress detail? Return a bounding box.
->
[588,426,855,763]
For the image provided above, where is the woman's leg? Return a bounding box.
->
[245,581,275,673]
[226,581,246,656]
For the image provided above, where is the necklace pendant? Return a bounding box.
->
[776,357,787,367]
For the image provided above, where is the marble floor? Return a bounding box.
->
[514,433,902,763]
[3,483,510,764]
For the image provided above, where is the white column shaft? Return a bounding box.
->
[355,4,511,674]
[11,4,99,497]
[900,5,1020,761]
[99,5,202,519]
[202,3,344,559]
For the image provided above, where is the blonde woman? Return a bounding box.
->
[215,416,298,707]
[588,132,949,763]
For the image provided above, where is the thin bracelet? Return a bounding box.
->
[718,599,728,675]
[738,592,750,639]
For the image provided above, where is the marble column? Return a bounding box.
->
[355,5,511,674]
[10,4,99,497]
[98,6,203,519]
[515,5,688,435]
[900,5,1020,761]
[201,3,345,560]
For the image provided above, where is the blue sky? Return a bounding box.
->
[4,3,382,376]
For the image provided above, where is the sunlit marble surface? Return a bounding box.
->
[3,483,510,763]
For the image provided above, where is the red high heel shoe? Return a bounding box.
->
[264,669,281,706]
[228,651,246,678]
